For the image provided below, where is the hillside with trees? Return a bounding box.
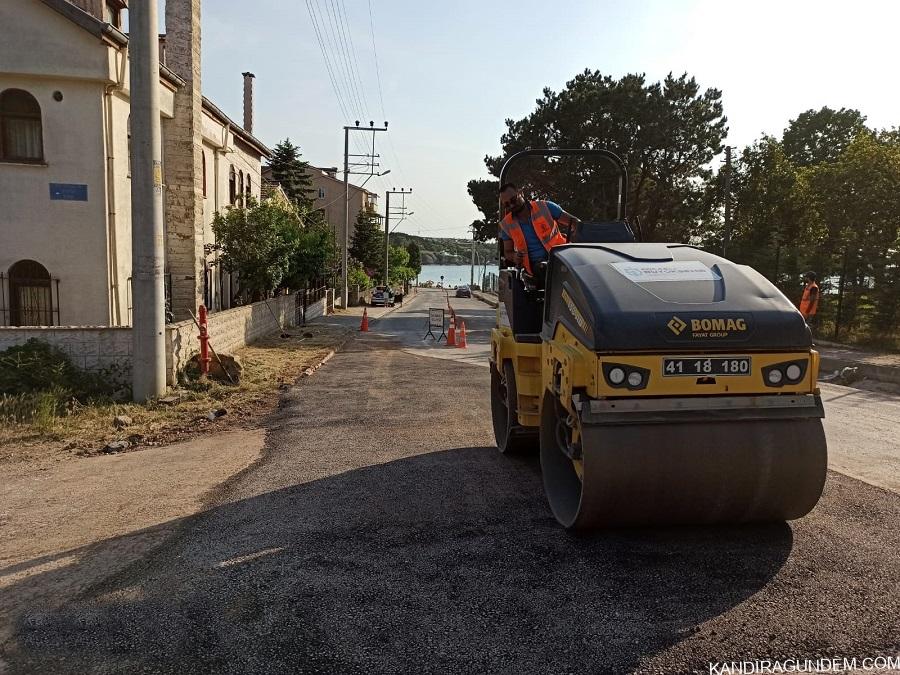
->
[388,232,497,266]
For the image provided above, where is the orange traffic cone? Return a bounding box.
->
[456,320,467,348]
[446,314,456,346]
[359,307,369,332]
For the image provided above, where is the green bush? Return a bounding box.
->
[0,339,120,425]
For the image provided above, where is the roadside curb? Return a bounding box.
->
[299,349,337,378]
[814,340,900,385]
[472,291,499,309]
[819,355,900,385]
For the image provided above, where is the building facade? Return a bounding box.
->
[0,0,270,327]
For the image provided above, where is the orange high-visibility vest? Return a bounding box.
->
[800,281,819,318]
[500,200,568,274]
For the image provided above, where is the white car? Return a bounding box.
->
[371,286,395,307]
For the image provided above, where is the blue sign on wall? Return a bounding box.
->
[49,183,88,201]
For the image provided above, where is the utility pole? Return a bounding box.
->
[342,121,388,309]
[384,187,412,286]
[130,0,166,402]
[470,225,476,286]
[723,145,732,258]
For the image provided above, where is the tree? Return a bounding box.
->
[347,258,372,291]
[212,198,300,301]
[405,241,422,276]
[387,245,415,287]
[349,205,384,275]
[701,137,805,292]
[468,71,727,242]
[267,139,317,209]
[797,131,900,339]
[285,219,337,290]
[782,107,867,167]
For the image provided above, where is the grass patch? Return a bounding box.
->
[0,324,350,465]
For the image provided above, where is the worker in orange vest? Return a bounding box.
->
[499,183,580,280]
[799,271,820,328]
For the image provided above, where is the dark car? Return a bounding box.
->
[455,285,472,298]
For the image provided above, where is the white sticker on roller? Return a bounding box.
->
[610,261,720,282]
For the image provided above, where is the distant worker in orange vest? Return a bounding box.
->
[499,183,580,280]
[799,271,820,329]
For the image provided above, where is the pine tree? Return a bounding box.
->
[349,205,385,275]
[267,139,316,210]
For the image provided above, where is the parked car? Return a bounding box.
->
[371,286,395,307]
[455,285,472,299]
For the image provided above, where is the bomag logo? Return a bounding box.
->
[561,290,590,333]
[667,316,687,335]
[691,318,747,332]
[682,316,749,339]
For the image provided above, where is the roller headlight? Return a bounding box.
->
[764,359,808,387]
[602,363,650,390]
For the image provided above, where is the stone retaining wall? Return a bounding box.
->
[0,291,330,387]
[166,292,326,384]
[0,326,133,373]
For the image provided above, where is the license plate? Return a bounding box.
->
[663,356,752,377]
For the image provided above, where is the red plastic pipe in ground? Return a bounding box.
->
[198,304,211,378]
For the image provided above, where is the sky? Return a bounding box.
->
[183,0,899,239]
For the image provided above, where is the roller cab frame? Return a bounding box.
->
[489,148,827,530]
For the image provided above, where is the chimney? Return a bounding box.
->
[163,0,205,322]
[242,72,255,134]
[158,34,166,66]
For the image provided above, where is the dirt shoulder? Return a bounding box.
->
[0,321,351,652]
[0,322,350,469]
[0,429,266,647]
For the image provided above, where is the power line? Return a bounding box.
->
[319,0,362,119]
[336,0,370,116]
[367,0,387,120]
[328,0,366,118]
[304,0,352,122]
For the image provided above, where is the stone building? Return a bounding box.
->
[261,165,380,253]
[0,0,271,327]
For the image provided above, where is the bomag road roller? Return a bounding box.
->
[490,148,827,530]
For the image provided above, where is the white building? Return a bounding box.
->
[0,0,271,327]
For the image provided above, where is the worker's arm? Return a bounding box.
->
[557,210,581,238]
[547,202,580,239]
[502,238,523,267]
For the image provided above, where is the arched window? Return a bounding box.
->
[201,151,207,198]
[8,260,53,326]
[246,175,252,200]
[0,89,44,162]
[238,170,244,204]
[228,165,236,204]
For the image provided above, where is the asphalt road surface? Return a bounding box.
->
[5,289,900,674]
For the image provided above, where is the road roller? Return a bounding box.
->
[490,148,827,529]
